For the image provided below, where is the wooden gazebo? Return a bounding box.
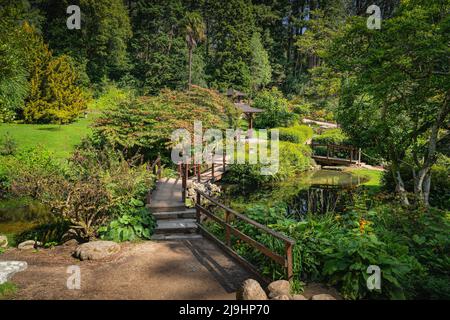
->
[234,102,264,130]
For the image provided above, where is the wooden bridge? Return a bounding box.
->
[311,143,362,166]
[146,154,295,282]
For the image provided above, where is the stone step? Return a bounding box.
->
[153,209,196,220]
[151,234,203,241]
[154,219,197,234]
[148,203,187,213]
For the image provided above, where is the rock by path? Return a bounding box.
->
[0,239,251,300]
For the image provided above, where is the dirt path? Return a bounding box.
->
[0,239,252,300]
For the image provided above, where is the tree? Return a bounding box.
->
[22,24,86,124]
[249,32,272,92]
[206,0,256,91]
[128,0,187,93]
[253,88,297,128]
[183,12,206,90]
[0,20,29,122]
[38,0,132,83]
[328,0,450,206]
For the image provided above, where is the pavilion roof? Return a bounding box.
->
[227,88,247,97]
[234,102,264,113]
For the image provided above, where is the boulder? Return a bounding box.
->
[18,240,42,250]
[62,239,79,247]
[0,235,8,248]
[236,279,268,300]
[267,280,290,298]
[311,294,336,300]
[0,261,28,284]
[74,241,120,261]
[292,294,308,300]
[272,295,290,300]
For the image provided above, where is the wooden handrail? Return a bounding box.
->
[195,188,295,281]
[149,155,162,180]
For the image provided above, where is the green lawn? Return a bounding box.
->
[346,168,384,191]
[0,116,94,160]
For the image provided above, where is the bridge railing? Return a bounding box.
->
[194,189,295,283]
[311,143,361,165]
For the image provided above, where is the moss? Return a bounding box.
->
[0,282,17,300]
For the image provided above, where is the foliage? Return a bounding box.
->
[328,0,450,205]
[253,88,298,128]
[93,86,240,160]
[24,53,87,124]
[129,0,188,93]
[0,133,17,156]
[39,0,132,83]
[382,155,450,210]
[313,128,348,145]
[99,204,156,242]
[0,20,29,122]
[277,125,313,144]
[0,282,17,300]
[249,32,272,91]
[206,0,256,91]
[223,140,311,192]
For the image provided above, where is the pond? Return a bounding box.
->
[221,169,370,218]
[0,198,50,243]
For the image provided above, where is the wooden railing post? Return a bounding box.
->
[285,242,293,282]
[196,191,201,224]
[211,162,215,183]
[182,163,187,203]
[225,211,231,247]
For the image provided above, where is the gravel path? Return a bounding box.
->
[0,239,252,300]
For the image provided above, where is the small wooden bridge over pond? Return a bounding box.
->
[311,143,363,166]
[146,155,295,283]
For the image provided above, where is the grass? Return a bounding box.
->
[0,116,94,160]
[0,282,17,300]
[346,168,384,191]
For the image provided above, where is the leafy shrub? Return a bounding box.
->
[223,141,311,192]
[313,128,348,145]
[0,133,17,156]
[93,85,240,160]
[99,204,156,242]
[292,104,311,117]
[253,88,298,129]
[277,125,313,144]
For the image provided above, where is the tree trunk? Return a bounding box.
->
[392,161,410,206]
[188,47,193,90]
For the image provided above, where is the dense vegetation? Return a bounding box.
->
[0,0,448,301]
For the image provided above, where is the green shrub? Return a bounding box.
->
[253,88,298,128]
[277,125,313,144]
[98,204,156,242]
[313,128,348,145]
[0,133,17,156]
[292,104,311,117]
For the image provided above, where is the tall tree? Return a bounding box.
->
[329,0,450,205]
[205,0,256,91]
[37,0,132,83]
[249,32,272,91]
[183,12,206,90]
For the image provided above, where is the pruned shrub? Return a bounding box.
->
[277,125,313,144]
